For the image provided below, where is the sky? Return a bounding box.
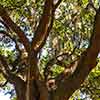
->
[0,92,10,100]
[0,87,12,100]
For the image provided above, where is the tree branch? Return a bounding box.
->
[0,54,25,90]
[0,30,19,49]
[0,20,21,53]
[0,19,10,30]
[55,59,79,82]
[31,0,53,52]
[0,30,22,70]
[0,55,11,75]
[36,11,55,53]
[44,47,76,80]
[31,0,61,53]
[85,0,97,12]
[51,8,100,100]
[0,80,8,87]
[54,0,62,9]
[0,5,30,53]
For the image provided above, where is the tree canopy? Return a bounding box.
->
[0,0,100,100]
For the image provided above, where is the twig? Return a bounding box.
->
[0,80,8,87]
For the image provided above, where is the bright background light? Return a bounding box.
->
[0,92,10,100]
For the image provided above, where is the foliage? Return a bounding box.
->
[0,0,100,100]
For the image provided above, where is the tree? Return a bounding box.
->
[0,0,100,100]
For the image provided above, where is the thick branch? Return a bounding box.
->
[31,0,58,53]
[36,0,63,52]
[0,5,30,52]
[52,9,100,100]
[0,21,21,53]
[36,11,55,53]
[13,75,26,100]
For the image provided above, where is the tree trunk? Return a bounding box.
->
[14,78,48,100]
[14,53,49,100]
